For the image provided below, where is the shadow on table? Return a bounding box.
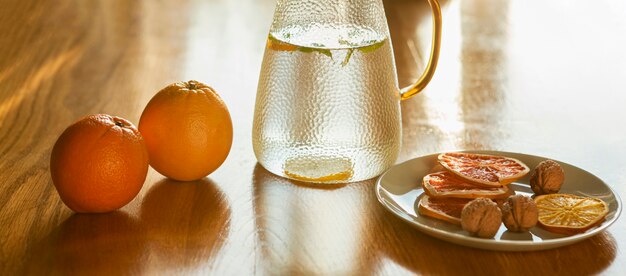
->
[24,211,144,275]
[23,177,230,274]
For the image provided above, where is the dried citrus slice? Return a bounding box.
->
[535,194,608,235]
[423,171,511,199]
[438,152,529,187]
[418,194,473,225]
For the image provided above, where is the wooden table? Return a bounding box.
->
[2,0,625,274]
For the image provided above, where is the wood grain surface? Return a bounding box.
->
[1,0,625,275]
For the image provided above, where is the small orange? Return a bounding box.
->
[438,152,529,187]
[50,114,149,213]
[535,194,608,235]
[139,80,233,181]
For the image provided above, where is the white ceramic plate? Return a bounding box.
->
[375,151,622,251]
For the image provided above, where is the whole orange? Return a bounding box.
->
[139,80,233,181]
[50,114,149,213]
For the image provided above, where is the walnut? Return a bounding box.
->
[530,160,564,195]
[501,195,538,232]
[461,198,502,238]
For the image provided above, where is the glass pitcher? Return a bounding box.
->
[253,0,442,183]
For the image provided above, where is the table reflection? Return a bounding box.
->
[253,164,371,274]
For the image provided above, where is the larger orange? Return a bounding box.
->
[50,114,149,213]
[139,80,233,181]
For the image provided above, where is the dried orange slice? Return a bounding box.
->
[418,194,473,225]
[266,35,299,51]
[535,194,608,235]
[438,152,529,187]
[423,171,511,199]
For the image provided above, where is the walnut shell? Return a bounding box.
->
[501,195,538,232]
[530,160,564,195]
[461,198,502,238]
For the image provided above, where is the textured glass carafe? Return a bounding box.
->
[253,0,442,184]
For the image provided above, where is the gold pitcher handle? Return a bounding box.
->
[400,0,442,100]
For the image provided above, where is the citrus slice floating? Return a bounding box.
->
[535,194,608,235]
[283,156,353,183]
[266,34,333,58]
[266,34,299,51]
[418,194,473,225]
[422,171,511,199]
[438,152,529,187]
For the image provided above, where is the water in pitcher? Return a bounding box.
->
[252,24,401,183]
